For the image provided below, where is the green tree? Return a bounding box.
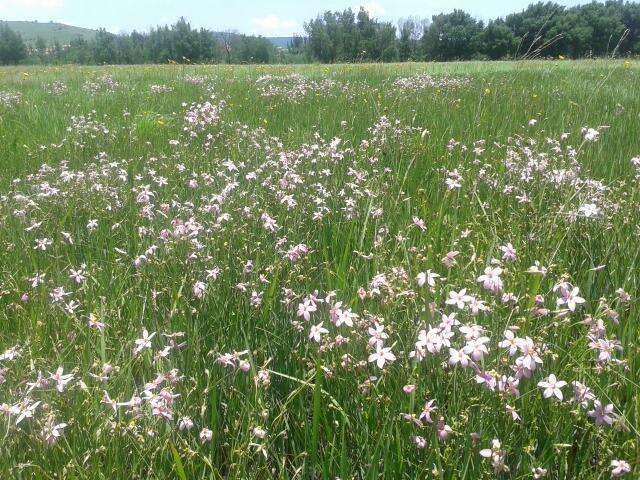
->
[505,2,564,57]
[398,18,427,61]
[66,37,94,64]
[422,10,483,60]
[304,7,398,63]
[171,17,200,62]
[93,29,116,64]
[620,1,640,54]
[0,24,28,65]
[479,20,517,59]
[34,36,47,63]
[576,1,625,56]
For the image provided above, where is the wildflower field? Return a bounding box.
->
[0,60,639,479]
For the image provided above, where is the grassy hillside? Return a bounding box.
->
[267,36,293,48]
[1,20,97,45]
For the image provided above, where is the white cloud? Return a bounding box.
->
[250,14,298,36]
[353,1,386,18]
[0,0,64,8]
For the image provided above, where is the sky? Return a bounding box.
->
[0,0,591,37]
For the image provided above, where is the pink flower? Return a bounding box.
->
[436,418,452,441]
[413,435,427,448]
[419,399,436,424]
[477,267,503,294]
[441,251,459,268]
[297,300,317,321]
[588,401,616,427]
[498,330,520,356]
[192,281,207,299]
[41,421,67,444]
[449,348,471,368]
[505,404,520,422]
[367,323,388,347]
[178,417,194,431]
[499,243,517,261]
[611,459,631,478]
[402,384,416,394]
[412,216,427,231]
[480,438,509,473]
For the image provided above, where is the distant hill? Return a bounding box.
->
[2,20,293,48]
[210,32,293,49]
[267,37,293,48]
[1,21,97,45]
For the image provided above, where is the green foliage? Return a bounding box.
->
[0,24,27,65]
[421,10,484,61]
[1,18,280,65]
[478,20,518,60]
[4,1,640,66]
[304,1,640,63]
[304,7,400,62]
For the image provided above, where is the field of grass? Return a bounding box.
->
[0,60,638,479]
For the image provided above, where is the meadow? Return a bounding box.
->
[0,60,638,479]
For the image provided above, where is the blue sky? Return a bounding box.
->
[0,0,590,37]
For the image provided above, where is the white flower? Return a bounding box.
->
[445,289,472,310]
[192,281,207,299]
[309,322,329,343]
[133,329,155,356]
[178,417,194,431]
[498,330,520,356]
[537,374,567,401]
[557,287,586,312]
[416,270,440,288]
[368,343,396,369]
[297,300,317,321]
[577,203,600,218]
[42,421,67,444]
[199,428,213,443]
[581,127,600,142]
[49,367,74,393]
[448,348,471,368]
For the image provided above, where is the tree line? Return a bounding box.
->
[1,1,640,65]
[303,1,640,62]
[0,18,280,65]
